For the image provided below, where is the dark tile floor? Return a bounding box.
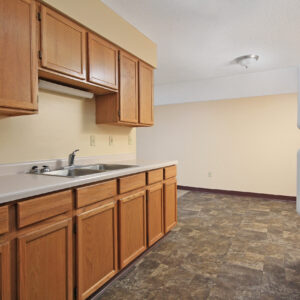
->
[97,191,300,300]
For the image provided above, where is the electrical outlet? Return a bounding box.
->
[90,135,96,147]
[109,136,114,146]
[128,135,133,145]
[208,172,212,178]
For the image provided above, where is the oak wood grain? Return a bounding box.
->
[40,5,86,79]
[18,218,73,300]
[88,33,118,90]
[76,179,117,208]
[119,190,147,268]
[147,168,163,185]
[0,0,38,112]
[164,178,177,233]
[17,190,72,228]
[119,51,139,124]
[147,184,164,246]
[119,173,146,194]
[164,165,177,179]
[139,61,154,125]
[0,242,10,300]
[0,206,9,235]
[76,200,118,299]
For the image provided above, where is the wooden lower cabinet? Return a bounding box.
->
[147,184,164,246]
[76,200,118,300]
[18,219,73,300]
[0,242,10,300]
[164,178,177,233]
[119,190,147,268]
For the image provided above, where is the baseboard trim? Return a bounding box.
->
[177,185,296,201]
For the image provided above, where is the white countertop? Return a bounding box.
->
[0,160,177,204]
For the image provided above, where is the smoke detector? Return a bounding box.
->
[234,54,259,69]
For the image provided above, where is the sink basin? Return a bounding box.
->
[81,164,136,171]
[37,164,136,178]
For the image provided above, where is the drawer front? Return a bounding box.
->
[119,173,146,194]
[0,206,9,235]
[76,179,117,208]
[147,169,163,185]
[17,190,72,228]
[164,165,177,179]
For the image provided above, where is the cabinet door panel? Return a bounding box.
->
[119,191,146,268]
[41,6,86,79]
[139,62,153,125]
[88,33,118,89]
[0,243,10,300]
[147,184,164,246]
[119,51,138,124]
[77,200,118,300]
[18,219,72,300]
[164,179,177,233]
[0,0,37,111]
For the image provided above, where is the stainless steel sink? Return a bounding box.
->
[81,164,135,171]
[37,164,136,178]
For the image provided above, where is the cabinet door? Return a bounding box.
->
[147,184,164,246]
[164,178,177,233]
[77,200,118,300]
[87,33,118,89]
[119,51,138,124]
[139,61,154,125]
[18,219,73,300]
[0,243,10,300]
[119,191,146,268]
[0,0,37,111]
[40,6,86,79]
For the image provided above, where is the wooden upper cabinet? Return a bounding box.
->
[119,51,139,124]
[95,55,155,127]
[0,0,37,114]
[139,62,154,125]
[40,6,86,79]
[76,200,118,300]
[87,33,118,89]
[18,219,73,300]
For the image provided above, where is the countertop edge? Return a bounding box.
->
[0,160,178,204]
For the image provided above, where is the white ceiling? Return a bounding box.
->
[102,0,300,85]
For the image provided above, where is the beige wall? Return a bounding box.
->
[42,0,157,67]
[0,91,136,164]
[137,94,300,196]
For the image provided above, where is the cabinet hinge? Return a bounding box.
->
[73,223,77,234]
[38,50,42,60]
[73,287,77,299]
[37,12,41,21]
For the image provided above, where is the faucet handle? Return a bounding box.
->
[72,149,80,154]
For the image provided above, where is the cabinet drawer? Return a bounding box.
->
[0,206,9,235]
[119,173,146,194]
[76,179,117,208]
[164,165,177,179]
[147,169,163,185]
[17,190,72,228]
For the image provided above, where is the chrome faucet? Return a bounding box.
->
[68,149,79,166]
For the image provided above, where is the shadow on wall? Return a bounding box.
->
[0,91,136,164]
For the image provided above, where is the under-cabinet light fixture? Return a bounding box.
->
[38,80,94,99]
